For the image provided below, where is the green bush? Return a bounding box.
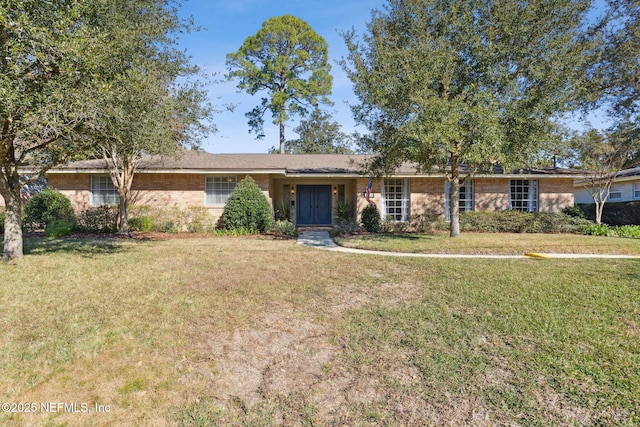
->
[612,225,640,239]
[579,201,640,226]
[270,220,299,237]
[562,204,587,219]
[24,188,75,230]
[360,204,381,233]
[584,223,613,237]
[77,205,118,233]
[459,211,592,234]
[45,219,75,238]
[127,206,216,233]
[221,176,273,233]
[128,216,154,232]
[334,200,355,223]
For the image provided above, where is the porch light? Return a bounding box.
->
[333,186,337,195]
[290,186,295,195]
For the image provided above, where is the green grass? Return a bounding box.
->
[0,235,639,425]
[335,232,640,255]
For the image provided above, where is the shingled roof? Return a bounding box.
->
[47,150,583,177]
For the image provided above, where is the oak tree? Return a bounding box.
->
[342,0,597,236]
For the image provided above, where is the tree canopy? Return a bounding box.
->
[0,0,210,258]
[226,15,333,154]
[274,109,353,154]
[342,0,597,236]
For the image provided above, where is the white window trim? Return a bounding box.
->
[90,175,119,206]
[381,178,410,222]
[445,180,474,222]
[634,183,640,200]
[205,176,236,206]
[509,179,538,212]
[609,185,622,200]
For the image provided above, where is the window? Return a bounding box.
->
[381,178,409,221]
[445,180,474,221]
[634,183,640,200]
[510,179,538,212]
[609,186,622,200]
[205,176,236,205]
[91,176,119,206]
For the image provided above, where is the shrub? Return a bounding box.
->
[612,225,640,239]
[459,211,592,234]
[77,205,118,233]
[334,200,355,223]
[128,216,154,232]
[0,207,4,234]
[24,188,75,230]
[45,219,75,238]
[579,201,640,226]
[562,204,587,219]
[584,223,613,237]
[127,206,216,233]
[270,220,299,237]
[360,204,381,233]
[221,176,273,233]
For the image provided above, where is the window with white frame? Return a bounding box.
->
[509,179,538,212]
[205,176,236,205]
[445,180,474,221]
[91,175,119,206]
[381,178,410,221]
[609,185,622,200]
[634,183,640,199]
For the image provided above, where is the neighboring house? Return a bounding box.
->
[43,150,579,226]
[574,166,640,204]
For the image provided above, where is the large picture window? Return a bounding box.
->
[91,176,119,206]
[510,179,538,212]
[445,180,474,221]
[381,178,409,222]
[205,176,236,205]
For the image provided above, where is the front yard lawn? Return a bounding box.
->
[335,232,640,255]
[1,235,638,425]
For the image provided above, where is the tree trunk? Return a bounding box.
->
[449,155,461,238]
[117,194,130,235]
[1,189,24,260]
[594,201,604,225]
[279,115,285,154]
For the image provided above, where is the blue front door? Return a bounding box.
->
[297,185,332,225]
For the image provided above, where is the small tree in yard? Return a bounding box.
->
[221,176,273,233]
[575,127,638,224]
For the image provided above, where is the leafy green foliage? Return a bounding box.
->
[342,0,595,236]
[584,223,614,237]
[281,109,353,154]
[562,204,587,219]
[270,220,299,237]
[221,176,273,233]
[334,200,355,223]
[459,212,593,234]
[579,201,640,226]
[24,188,75,230]
[45,220,75,238]
[77,206,118,234]
[226,15,333,153]
[361,204,381,233]
[128,216,154,232]
[613,225,640,238]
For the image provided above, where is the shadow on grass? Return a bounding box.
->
[366,233,424,241]
[23,236,128,257]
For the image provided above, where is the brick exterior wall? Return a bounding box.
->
[46,173,574,225]
[356,176,574,220]
[47,173,273,224]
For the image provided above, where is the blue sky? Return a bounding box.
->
[176,0,608,154]
[176,0,386,153]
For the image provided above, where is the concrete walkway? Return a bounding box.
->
[297,231,640,260]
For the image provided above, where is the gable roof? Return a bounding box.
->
[46,150,583,178]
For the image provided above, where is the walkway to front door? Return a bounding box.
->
[296,185,332,226]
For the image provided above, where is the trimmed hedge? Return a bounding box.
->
[458,211,593,234]
[128,206,216,233]
[77,205,118,233]
[221,176,273,233]
[361,204,381,233]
